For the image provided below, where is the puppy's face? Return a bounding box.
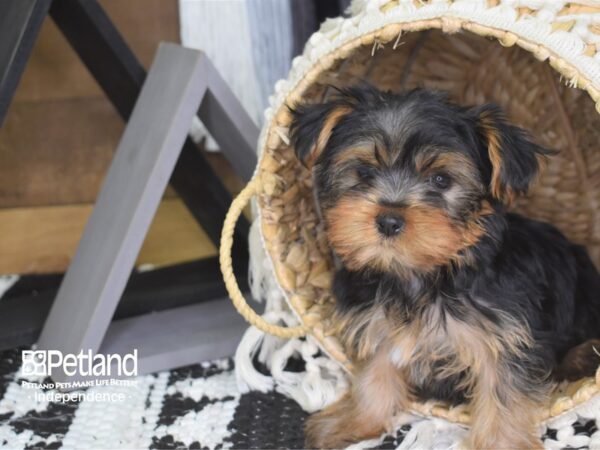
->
[290,86,549,275]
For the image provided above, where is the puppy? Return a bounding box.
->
[289,85,600,449]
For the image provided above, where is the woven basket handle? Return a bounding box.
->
[219,177,307,338]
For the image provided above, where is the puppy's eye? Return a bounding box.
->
[429,173,452,190]
[356,166,377,181]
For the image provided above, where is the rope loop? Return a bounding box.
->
[219,177,307,339]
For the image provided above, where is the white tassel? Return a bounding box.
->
[234,325,274,394]
[248,218,268,304]
[238,218,351,412]
[235,319,349,413]
[346,435,388,450]
[397,417,467,450]
[271,337,348,413]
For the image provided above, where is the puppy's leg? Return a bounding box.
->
[304,349,409,449]
[465,357,546,450]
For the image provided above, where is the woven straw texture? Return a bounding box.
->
[220,0,600,425]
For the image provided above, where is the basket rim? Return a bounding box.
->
[254,11,600,425]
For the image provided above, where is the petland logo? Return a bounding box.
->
[22,350,138,378]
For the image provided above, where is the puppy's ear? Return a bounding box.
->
[470,104,553,205]
[288,101,353,168]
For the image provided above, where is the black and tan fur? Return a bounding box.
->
[289,85,600,449]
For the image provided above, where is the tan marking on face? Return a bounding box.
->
[333,144,378,167]
[415,151,474,173]
[325,194,491,274]
[374,142,391,166]
[421,152,477,178]
[325,195,389,272]
[396,204,485,270]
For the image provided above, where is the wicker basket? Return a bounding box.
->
[220,0,600,426]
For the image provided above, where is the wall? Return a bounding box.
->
[0,0,225,274]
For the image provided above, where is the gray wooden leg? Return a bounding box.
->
[37,43,252,383]
[99,297,250,376]
[0,0,51,126]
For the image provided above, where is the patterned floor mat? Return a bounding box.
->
[0,348,408,449]
[0,346,595,449]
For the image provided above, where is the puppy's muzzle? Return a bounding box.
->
[376,213,405,237]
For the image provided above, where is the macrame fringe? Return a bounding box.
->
[235,218,348,413]
[397,418,466,450]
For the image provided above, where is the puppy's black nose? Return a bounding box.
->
[376,214,404,237]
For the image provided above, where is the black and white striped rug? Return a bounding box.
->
[1,345,596,450]
[0,348,412,449]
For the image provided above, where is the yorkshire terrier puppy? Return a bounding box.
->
[289,85,600,449]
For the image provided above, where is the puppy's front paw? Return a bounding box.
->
[304,406,389,449]
[461,433,544,450]
[304,411,355,449]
